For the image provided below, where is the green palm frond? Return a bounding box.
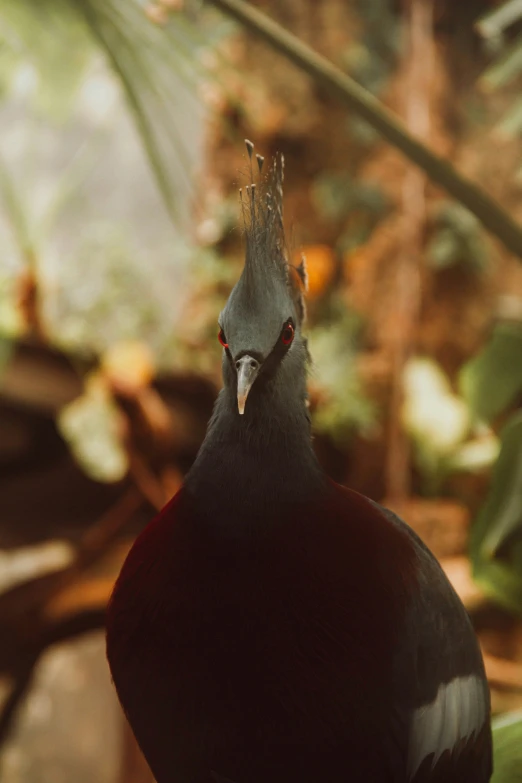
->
[476,0,522,40]
[492,710,522,783]
[477,1,522,143]
[480,32,522,92]
[80,1,194,224]
[0,0,219,228]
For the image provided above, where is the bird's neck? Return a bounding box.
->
[185,372,325,531]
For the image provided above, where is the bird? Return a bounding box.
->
[106,141,493,783]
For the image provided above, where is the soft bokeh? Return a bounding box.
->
[1,1,522,781]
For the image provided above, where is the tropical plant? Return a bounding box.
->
[0,0,225,225]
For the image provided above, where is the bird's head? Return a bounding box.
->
[217,142,308,417]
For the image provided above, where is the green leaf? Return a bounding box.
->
[428,228,461,270]
[347,115,380,146]
[481,32,522,91]
[460,322,522,423]
[470,412,522,616]
[309,305,376,446]
[76,0,201,226]
[478,413,522,555]
[427,202,489,271]
[496,96,522,139]
[478,3,522,143]
[312,173,387,222]
[492,710,522,783]
[476,0,522,39]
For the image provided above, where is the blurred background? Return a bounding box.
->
[1,0,522,780]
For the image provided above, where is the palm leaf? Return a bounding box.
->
[492,711,522,783]
[476,0,522,39]
[459,322,522,424]
[0,0,93,119]
[480,32,522,92]
[0,0,215,228]
[470,412,522,616]
[76,0,208,226]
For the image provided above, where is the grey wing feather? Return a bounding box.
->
[407,673,489,779]
[373,501,492,782]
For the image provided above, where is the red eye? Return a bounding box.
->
[218,328,228,348]
[281,322,294,345]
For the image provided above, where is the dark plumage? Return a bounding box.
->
[106,144,493,783]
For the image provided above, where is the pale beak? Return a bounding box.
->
[236,355,260,415]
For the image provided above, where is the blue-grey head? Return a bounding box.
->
[218,141,308,416]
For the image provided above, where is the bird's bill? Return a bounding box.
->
[236,355,260,415]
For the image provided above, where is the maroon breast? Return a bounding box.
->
[106,483,417,783]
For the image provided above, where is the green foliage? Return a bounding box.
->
[470,412,522,616]
[309,305,376,447]
[341,41,392,94]
[0,0,222,227]
[347,115,380,146]
[0,0,92,119]
[312,172,388,224]
[74,0,204,225]
[477,0,522,40]
[492,710,522,782]
[427,202,489,272]
[497,97,522,139]
[312,172,388,253]
[354,0,400,58]
[481,32,522,92]
[343,0,400,94]
[477,1,522,141]
[460,322,522,424]
[463,319,522,618]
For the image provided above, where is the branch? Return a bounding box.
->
[0,608,107,746]
[206,0,522,259]
[0,487,143,629]
[0,492,139,744]
[40,607,108,650]
[0,658,37,746]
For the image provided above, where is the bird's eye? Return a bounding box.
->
[218,328,228,348]
[281,322,294,346]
